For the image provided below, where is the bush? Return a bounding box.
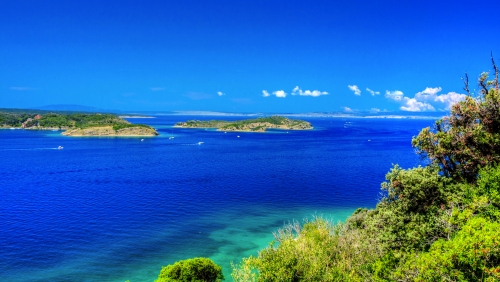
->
[232,217,383,281]
[394,216,500,281]
[231,60,500,281]
[156,257,224,282]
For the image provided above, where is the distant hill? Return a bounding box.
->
[34,104,119,113]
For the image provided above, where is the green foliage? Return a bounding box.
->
[156,257,224,282]
[0,109,131,129]
[373,165,459,251]
[38,113,73,128]
[65,113,128,128]
[232,61,500,281]
[394,216,500,281]
[412,65,500,182]
[181,120,228,128]
[232,218,384,281]
[0,111,37,127]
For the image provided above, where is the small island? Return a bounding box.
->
[174,116,313,132]
[0,109,159,136]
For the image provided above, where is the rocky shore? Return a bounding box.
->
[62,126,159,136]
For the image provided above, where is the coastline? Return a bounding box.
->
[119,116,156,118]
[0,126,66,131]
[62,126,159,137]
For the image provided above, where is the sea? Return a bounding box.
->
[0,115,434,282]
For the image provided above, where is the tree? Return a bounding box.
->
[156,257,224,282]
[412,55,500,182]
[231,58,500,281]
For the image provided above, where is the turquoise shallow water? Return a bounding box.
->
[0,116,433,281]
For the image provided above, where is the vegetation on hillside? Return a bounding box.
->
[156,258,224,282]
[225,60,500,281]
[0,109,41,127]
[0,110,153,132]
[175,116,312,132]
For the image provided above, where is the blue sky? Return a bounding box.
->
[1,0,499,113]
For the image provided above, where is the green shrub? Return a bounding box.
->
[394,216,500,281]
[156,257,224,282]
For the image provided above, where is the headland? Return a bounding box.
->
[0,109,159,136]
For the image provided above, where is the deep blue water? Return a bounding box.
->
[0,116,433,282]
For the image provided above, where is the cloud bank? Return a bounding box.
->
[292,86,328,97]
[385,90,404,101]
[385,87,466,112]
[262,86,328,98]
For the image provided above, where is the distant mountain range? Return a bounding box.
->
[34,104,120,113]
[12,105,449,119]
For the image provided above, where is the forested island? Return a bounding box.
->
[174,116,313,132]
[155,64,500,281]
[0,109,158,136]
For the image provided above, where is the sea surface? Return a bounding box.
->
[0,116,434,282]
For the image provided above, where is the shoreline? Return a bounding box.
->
[0,127,66,131]
[119,116,156,118]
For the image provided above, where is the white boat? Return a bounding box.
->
[197,142,204,145]
[57,146,63,150]
[169,137,175,139]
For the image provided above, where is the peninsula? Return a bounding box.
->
[0,109,159,136]
[174,116,313,132]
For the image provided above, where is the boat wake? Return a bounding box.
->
[180,142,204,146]
[0,147,64,151]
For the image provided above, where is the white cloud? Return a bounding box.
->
[262,89,287,98]
[385,90,404,101]
[385,89,435,112]
[366,88,380,96]
[150,87,166,91]
[370,108,380,113]
[343,106,353,112]
[217,91,225,96]
[433,91,466,110]
[417,87,442,96]
[348,85,361,96]
[413,87,466,110]
[273,90,287,98]
[292,86,328,97]
[400,97,435,112]
[263,86,328,98]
